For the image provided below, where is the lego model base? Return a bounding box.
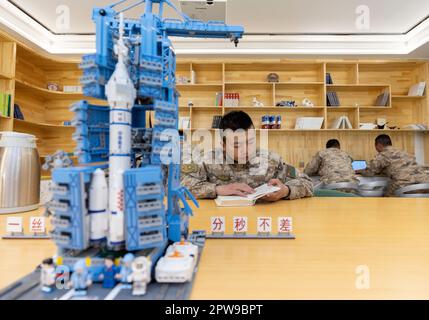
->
[0,232,206,300]
[207,233,295,239]
[1,234,51,240]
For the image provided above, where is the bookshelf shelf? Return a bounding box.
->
[15,79,83,100]
[14,119,75,129]
[392,95,426,99]
[0,73,13,80]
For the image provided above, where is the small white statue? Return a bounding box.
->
[127,257,152,296]
[252,97,264,107]
[302,98,314,107]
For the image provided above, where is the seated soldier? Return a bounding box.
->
[358,134,429,196]
[181,111,313,201]
[304,139,359,190]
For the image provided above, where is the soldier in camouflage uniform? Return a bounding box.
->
[181,111,313,201]
[304,139,359,185]
[359,134,429,196]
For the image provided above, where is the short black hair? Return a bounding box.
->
[105,255,115,262]
[219,111,254,131]
[42,258,54,265]
[326,139,340,149]
[375,134,392,147]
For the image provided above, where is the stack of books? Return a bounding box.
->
[211,115,223,129]
[224,93,240,107]
[375,91,390,107]
[408,82,426,97]
[13,104,24,120]
[331,116,353,129]
[327,92,340,106]
[0,93,12,117]
[326,73,334,84]
[295,117,324,130]
[215,92,223,107]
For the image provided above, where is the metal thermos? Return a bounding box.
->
[0,132,41,214]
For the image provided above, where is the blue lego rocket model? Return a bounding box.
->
[49,0,243,266]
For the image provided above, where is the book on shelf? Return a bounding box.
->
[215,92,223,107]
[359,123,377,130]
[13,104,24,120]
[295,117,324,130]
[407,82,426,97]
[326,73,334,85]
[214,184,281,207]
[211,115,222,129]
[331,116,353,129]
[179,116,191,130]
[403,124,428,130]
[0,93,12,117]
[327,91,340,106]
[224,93,240,107]
[375,91,390,106]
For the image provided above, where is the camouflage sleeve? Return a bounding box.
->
[275,162,314,200]
[360,153,388,176]
[304,153,321,176]
[181,163,217,199]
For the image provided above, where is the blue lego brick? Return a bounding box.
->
[123,166,167,251]
[81,66,114,86]
[153,111,178,128]
[162,19,244,40]
[83,83,107,100]
[51,166,97,251]
[71,101,109,164]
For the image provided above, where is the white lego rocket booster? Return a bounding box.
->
[105,13,137,249]
[89,168,109,243]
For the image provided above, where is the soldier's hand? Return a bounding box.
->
[215,183,255,197]
[260,179,290,202]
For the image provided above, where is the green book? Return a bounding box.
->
[7,94,11,117]
[0,93,5,117]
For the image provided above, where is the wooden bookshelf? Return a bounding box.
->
[176,59,429,168]
[1,29,428,169]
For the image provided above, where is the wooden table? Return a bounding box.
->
[1,197,429,299]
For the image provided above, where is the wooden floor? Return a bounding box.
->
[1,197,429,299]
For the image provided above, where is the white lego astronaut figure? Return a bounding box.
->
[127,257,152,296]
[40,258,56,293]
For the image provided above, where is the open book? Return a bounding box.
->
[214,184,281,207]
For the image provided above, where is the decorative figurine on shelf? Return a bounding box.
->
[267,73,279,83]
[115,253,135,289]
[377,118,387,129]
[40,258,56,293]
[47,83,60,92]
[42,150,74,172]
[69,259,92,297]
[99,256,119,289]
[127,257,152,296]
[302,98,314,107]
[276,100,296,107]
[252,97,264,107]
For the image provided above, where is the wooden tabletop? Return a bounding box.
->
[1,197,429,299]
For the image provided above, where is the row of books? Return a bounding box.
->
[215,92,223,107]
[326,92,340,106]
[0,93,12,117]
[224,93,240,107]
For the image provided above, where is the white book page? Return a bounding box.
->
[246,184,281,201]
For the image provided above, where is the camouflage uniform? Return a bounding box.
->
[304,148,359,185]
[361,146,429,196]
[181,148,313,200]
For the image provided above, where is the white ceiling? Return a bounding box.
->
[8,0,429,35]
[1,0,429,57]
